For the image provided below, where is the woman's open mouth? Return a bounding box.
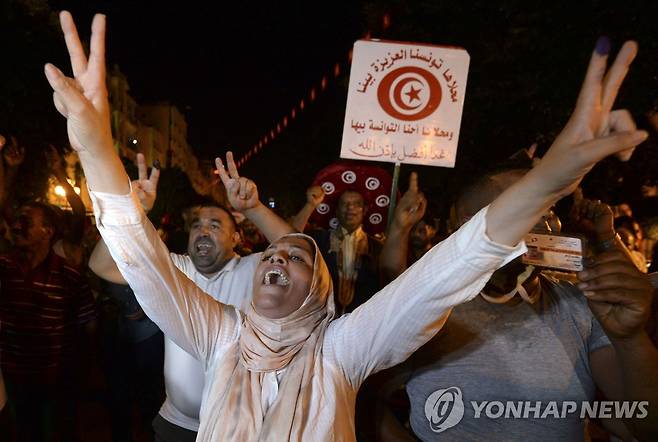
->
[263,268,290,286]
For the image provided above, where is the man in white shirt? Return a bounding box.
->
[89,153,293,441]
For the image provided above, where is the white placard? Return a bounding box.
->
[522,232,585,272]
[341,39,470,168]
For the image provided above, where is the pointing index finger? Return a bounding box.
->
[408,172,418,193]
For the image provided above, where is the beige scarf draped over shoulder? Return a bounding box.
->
[206,233,335,441]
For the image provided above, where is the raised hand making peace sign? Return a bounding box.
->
[44,12,112,155]
[488,38,648,247]
[44,12,128,194]
[133,153,161,213]
[532,38,647,199]
[215,151,260,212]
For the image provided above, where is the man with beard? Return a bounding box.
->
[89,153,294,441]
[378,169,658,441]
[0,201,96,441]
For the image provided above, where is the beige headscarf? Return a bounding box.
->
[208,233,335,441]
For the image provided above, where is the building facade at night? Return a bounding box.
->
[48,66,221,212]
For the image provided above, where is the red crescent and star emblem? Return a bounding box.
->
[377,66,442,121]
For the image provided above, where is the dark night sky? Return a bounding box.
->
[48,0,366,159]
[7,0,656,213]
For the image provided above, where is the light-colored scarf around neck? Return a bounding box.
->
[207,233,335,441]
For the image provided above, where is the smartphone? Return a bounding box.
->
[522,232,585,272]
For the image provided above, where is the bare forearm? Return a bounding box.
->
[242,202,294,242]
[89,237,126,284]
[380,224,411,282]
[487,168,559,246]
[56,173,87,241]
[290,203,315,232]
[602,235,643,272]
[56,173,86,216]
[611,332,658,440]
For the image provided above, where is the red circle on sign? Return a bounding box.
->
[377,66,442,121]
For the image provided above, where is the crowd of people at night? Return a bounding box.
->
[0,10,657,442]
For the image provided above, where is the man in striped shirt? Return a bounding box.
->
[0,201,96,441]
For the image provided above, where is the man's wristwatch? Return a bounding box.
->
[597,233,621,252]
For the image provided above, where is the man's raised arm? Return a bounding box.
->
[89,153,159,283]
[216,152,294,241]
[379,172,427,282]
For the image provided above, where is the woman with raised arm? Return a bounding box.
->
[44,12,649,441]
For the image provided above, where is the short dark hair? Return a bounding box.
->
[186,197,238,231]
[21,201,61,238]
[338,189,366,206]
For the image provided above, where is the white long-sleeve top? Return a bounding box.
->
[160,252,260,431]
[90,189,525,441]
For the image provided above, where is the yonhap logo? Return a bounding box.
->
[424,387,465,433]
[423,386,649,434]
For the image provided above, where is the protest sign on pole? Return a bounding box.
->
[341,39,470,168]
